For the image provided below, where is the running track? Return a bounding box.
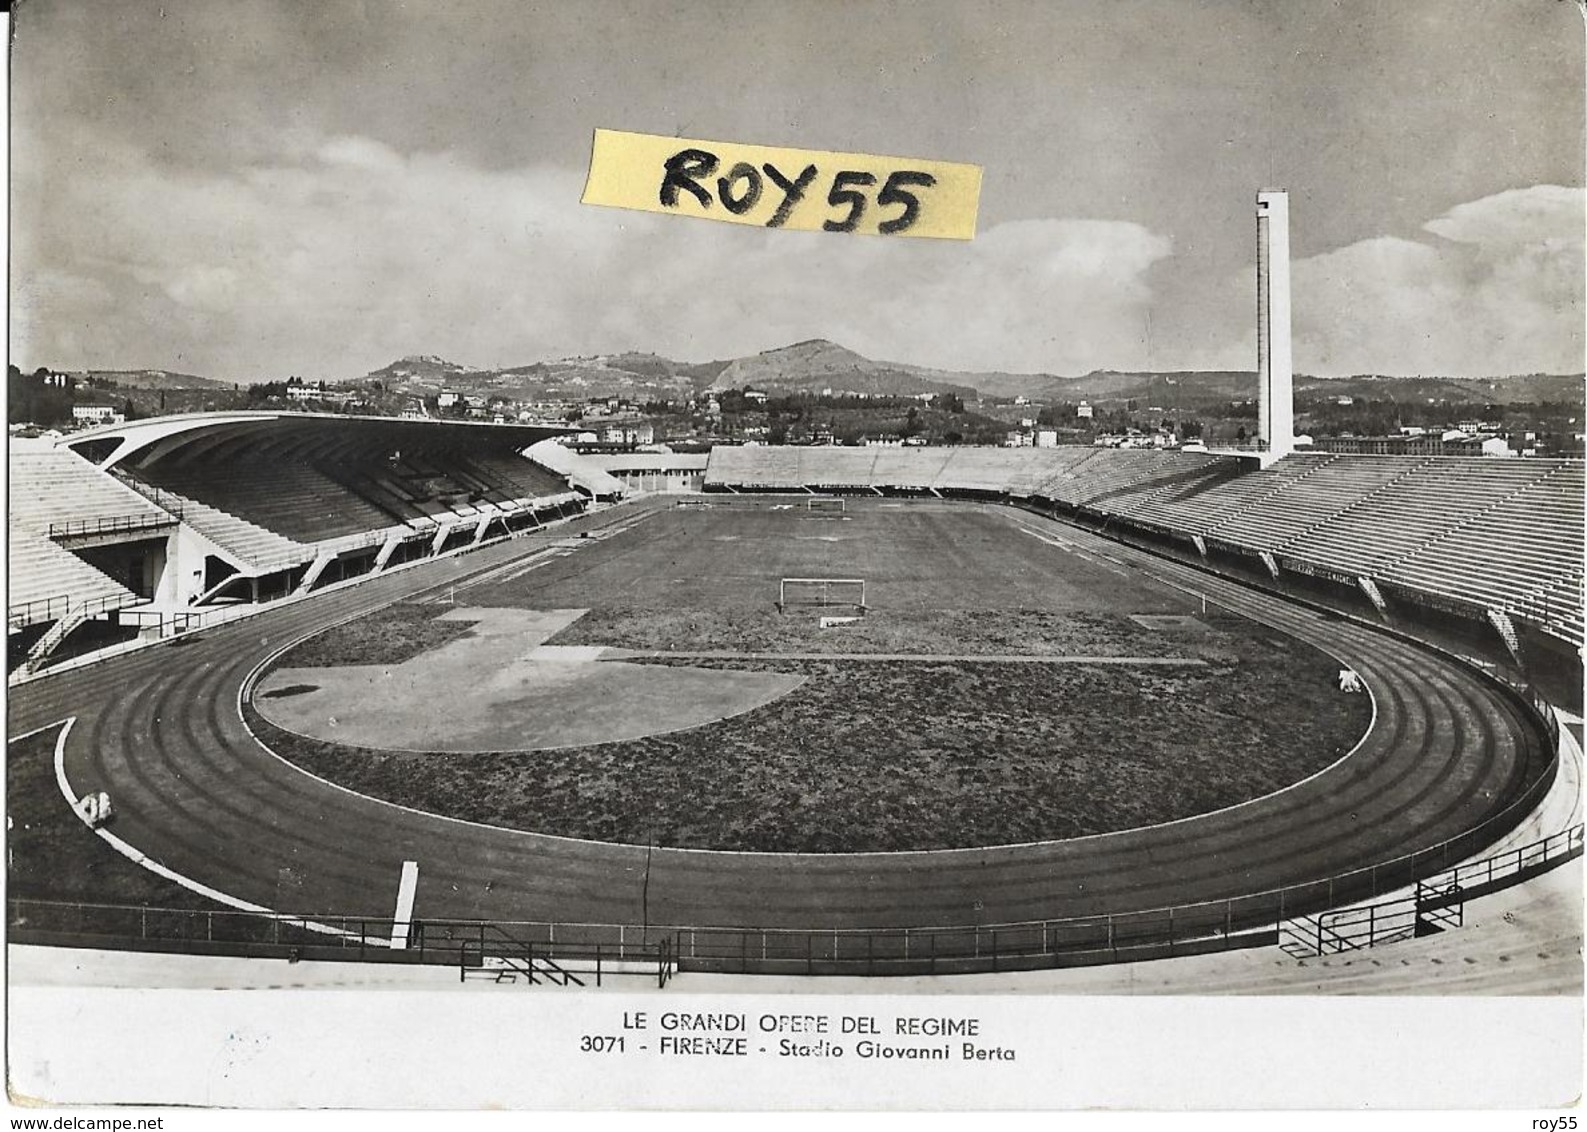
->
[7,502,1553,934]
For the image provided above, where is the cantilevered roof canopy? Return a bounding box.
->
[63,411,575,472]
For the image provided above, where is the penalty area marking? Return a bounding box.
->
[390,860,419,949]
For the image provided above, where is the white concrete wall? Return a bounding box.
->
[1256,190,1294,458]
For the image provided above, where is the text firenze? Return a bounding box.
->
[659,148,938,234]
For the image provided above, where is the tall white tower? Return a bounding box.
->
[1255,190,1294,458]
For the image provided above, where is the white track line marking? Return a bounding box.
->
[1017,525,1129,575]
[48,716,366,944]
[389,860,419,949]
[7,718,74,744]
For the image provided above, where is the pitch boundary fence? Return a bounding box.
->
[11,820,1578,980]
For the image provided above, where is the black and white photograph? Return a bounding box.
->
[5,0,1584,1115]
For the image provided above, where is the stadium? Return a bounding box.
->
[6,198,1583,994]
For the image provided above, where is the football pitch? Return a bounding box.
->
[251,499,1371,851]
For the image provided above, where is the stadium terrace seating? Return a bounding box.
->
[8,530,139,628]
[1035,449,1217,509]
[754,446,809,489]
[1066,453,1232,520]
[146,487,312,569]
[1133,453,1338,537]
[1514,570,1586,648]
[923,447,1032,493]
[11,443,176,536]
[1276,457,1561,579]
[327,465,435,525]
[801,447,880,489]
[7,444,175,625]
[125,448,579,564]
[456,454,572,503]
[702,444,1585,648]
[1380,463,1586,612]
[1208,455,1428,553]
[136,462,394,544]
[868,447,957,489]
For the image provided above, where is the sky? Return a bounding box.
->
[9,0,1585,381]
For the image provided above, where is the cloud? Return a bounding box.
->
[13,138,1578,381]
[315,136,406,173]
[11,134,1175,379]
[1286,186,1583,376]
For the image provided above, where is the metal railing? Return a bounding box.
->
[48,511,181,540]
[456,930,673,988]
[5,902,677,979]
[7,592,136,631]
[1280,824,1583,956]
[104,472,190,518]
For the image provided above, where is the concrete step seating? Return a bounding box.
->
[1083,456,1235,520]
[1382,468,1586,612]
[868,447,958,490]
[7,529,138,626]
[1019,448,1106,499]
[702,445,799,489]
[139,462,391,544]
[1130,454,1335,535]
[147,487,310,569]
[10,444,176,535]
[6,444,172,627]
[813,448,884,489]
[1038,449,1216,509]
[1210,455,1431,553]
[1274,458,1558,578]
[932,447,1046,492]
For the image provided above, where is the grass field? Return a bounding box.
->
[251,500,1373,852]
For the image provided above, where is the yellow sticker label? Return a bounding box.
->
[581,128,981,240]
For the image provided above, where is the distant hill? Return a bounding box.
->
[709,339,979,398]
[362,355,471,387]
[77,347,1581,411]
[361,351,728,402]
[75,368,233,391]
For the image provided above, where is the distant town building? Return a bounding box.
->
[71,404,123,425]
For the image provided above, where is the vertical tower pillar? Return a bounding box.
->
[1256,190,1294,457]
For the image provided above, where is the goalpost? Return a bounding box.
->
[779,577,866,613]
[805,497,846,513]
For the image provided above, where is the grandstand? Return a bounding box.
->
[704,445,1586,662]
[8,440,182,666]
[6,413,604,673]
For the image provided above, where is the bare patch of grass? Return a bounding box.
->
[281,602,474,667]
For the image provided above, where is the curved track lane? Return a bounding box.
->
[9,504,1551,933]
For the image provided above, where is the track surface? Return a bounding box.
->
[8,500,1550,932]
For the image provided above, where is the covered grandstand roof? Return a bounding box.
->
[64,411,575,472]
[525,439,627,498]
